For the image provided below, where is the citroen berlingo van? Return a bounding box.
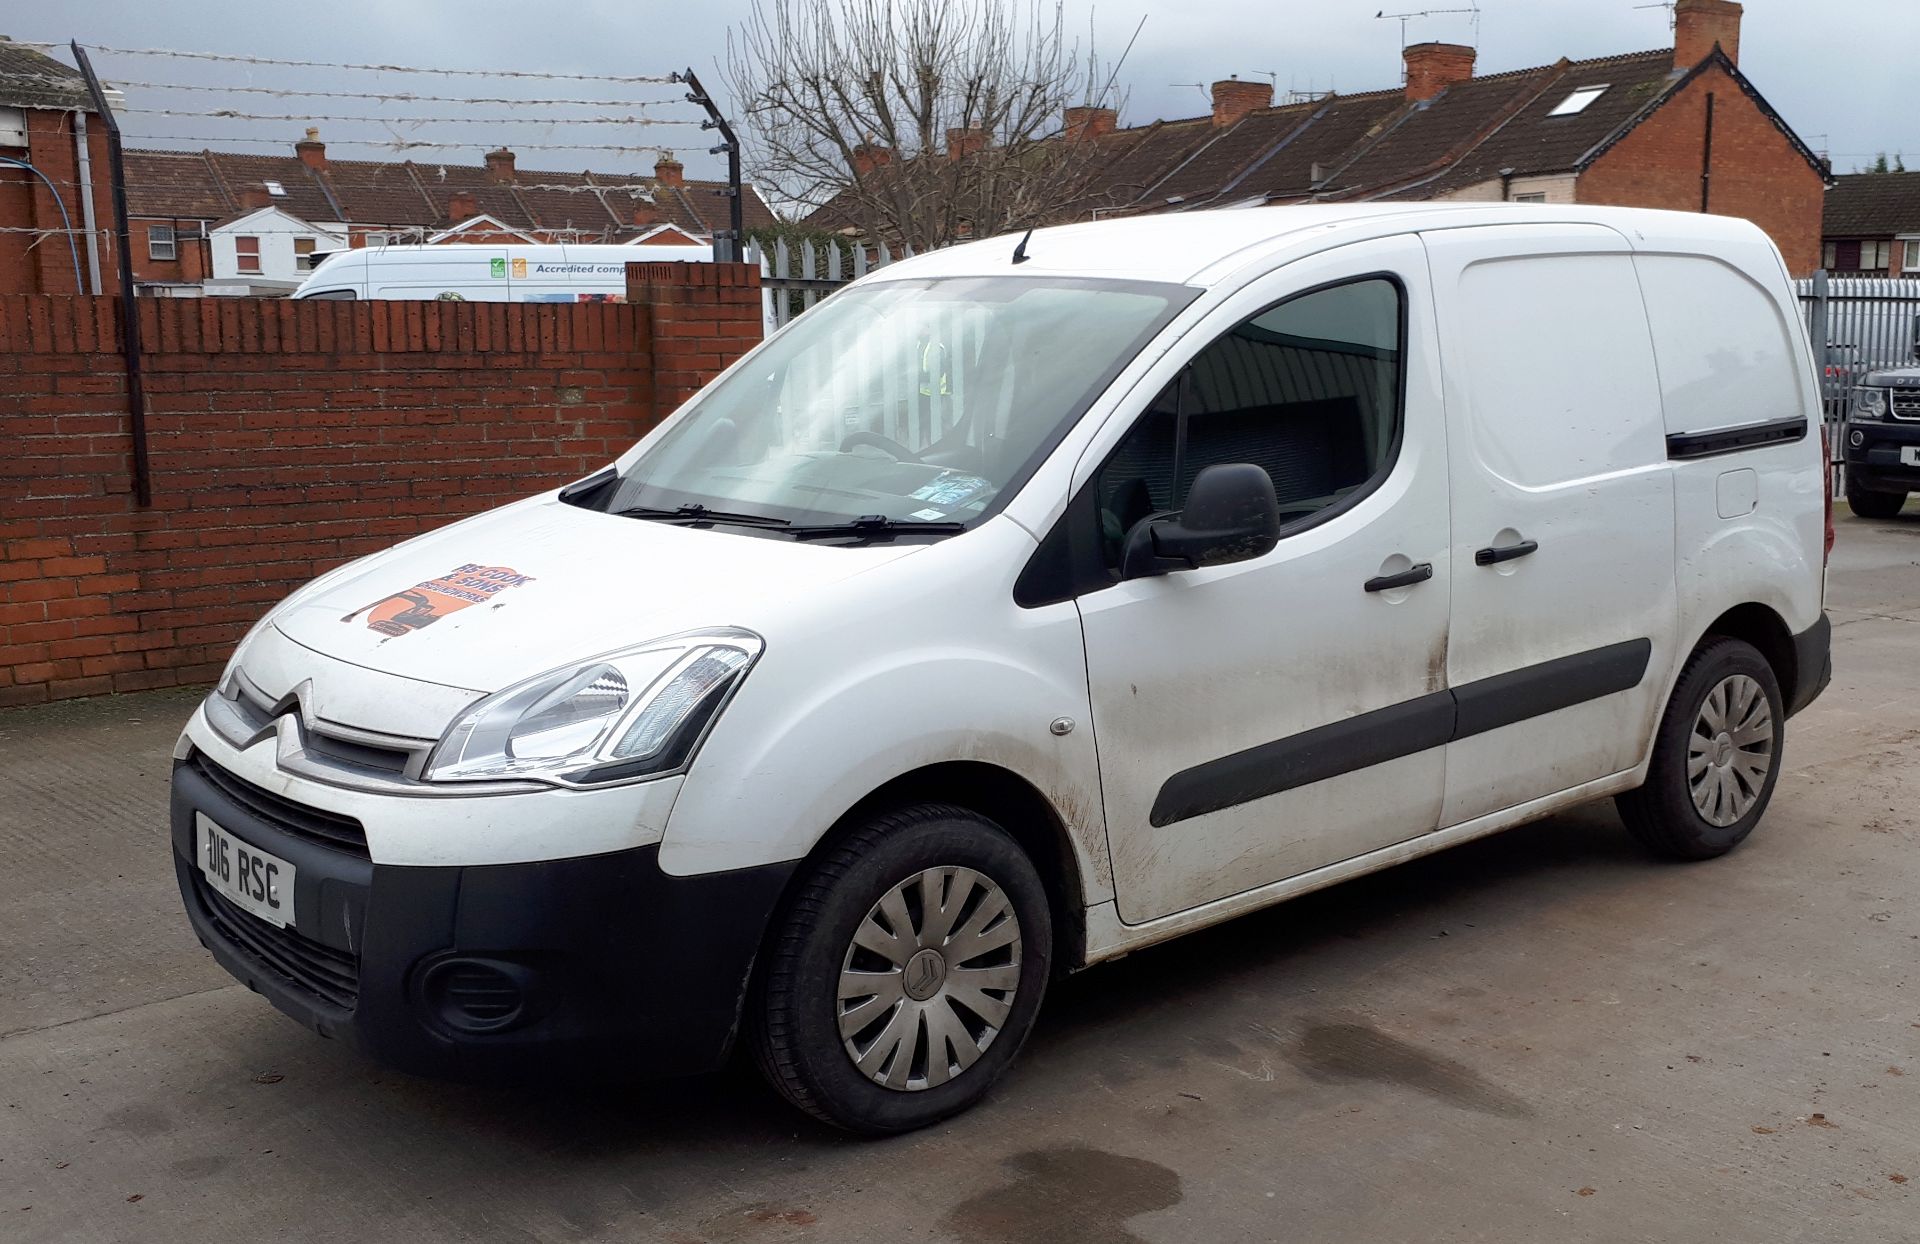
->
[173,204,1832,1134]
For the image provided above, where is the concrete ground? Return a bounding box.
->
[3,509,1917,1244]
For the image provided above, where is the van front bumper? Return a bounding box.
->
[1843,418,1920,492]
[171,755,795,1081]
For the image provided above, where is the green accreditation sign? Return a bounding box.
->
[490,258,506,278]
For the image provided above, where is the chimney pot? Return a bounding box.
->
[1673,0,1742,69]
[295,127,327,172]
[1064,105,1118,141]
[653,156,685,187]
[1210,77,1273,128]
[484,147,516,183]
[1402,41,1476,102]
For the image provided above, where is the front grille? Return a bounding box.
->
[1890,389,1920,420]
[186,754,370,859]
[192,873,360,1010]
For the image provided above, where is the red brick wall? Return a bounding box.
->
[1578,63,1826,276]
[0,262,762,705]
[0,109,118,295]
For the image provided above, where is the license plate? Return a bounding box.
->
[196,813,295,928]
[1902,446,1920,467]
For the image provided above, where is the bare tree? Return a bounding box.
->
[725,0,1128,251]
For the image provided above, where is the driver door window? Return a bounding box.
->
[1095,278,1403,564]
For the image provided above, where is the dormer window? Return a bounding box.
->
[1547,85,1609,117]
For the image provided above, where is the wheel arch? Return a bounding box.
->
[1699,601,1796,703]
[763,761,1090,978]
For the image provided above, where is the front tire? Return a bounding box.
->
[1616,637,1784,861]
[752,803,1052,1134]
[1845,473,1907,519]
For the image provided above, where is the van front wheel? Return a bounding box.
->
[752,804,1052,1134]
[1616,637,1784,861]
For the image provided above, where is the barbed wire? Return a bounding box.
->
[125,132,705,156]
[3,69,685,109]
[45,42,679,84]
[120,107,700,127]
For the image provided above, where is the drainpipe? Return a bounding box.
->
[1700,92,1715,213]
[1499,166,1515,202]
[73,111,104,294]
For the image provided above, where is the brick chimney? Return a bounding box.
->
[1674,0,1741,69]
[1403,42,1476,102]
[851,142,893,176]
[632,201,662,228]
[447,190,478,221]
[1210,77,1272,128]
[653,156,685,187]
[1064,105,1117,142]
[946,126,988,161]
[484,147,516,183]
[295,127,327,171]
[239,185,273,210]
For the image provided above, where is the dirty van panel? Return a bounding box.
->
[1423,226,1678,825]
[1078,238,1453,925]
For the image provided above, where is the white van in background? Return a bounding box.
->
[292,242,716,303]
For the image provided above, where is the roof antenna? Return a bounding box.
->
[1011,226,1034,265]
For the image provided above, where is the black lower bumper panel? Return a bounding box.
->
[172,759,796,1081]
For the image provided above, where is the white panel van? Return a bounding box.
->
[172,205,1832,1134]
[290,242,716,303]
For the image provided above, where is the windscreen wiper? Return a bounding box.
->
[784,515,970,541]
[617,503,792,529]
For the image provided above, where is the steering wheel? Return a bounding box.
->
[839,430,923,463]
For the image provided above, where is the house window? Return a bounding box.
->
[1903,240,1920,274]
[1823,242,1838,270]
[1860,240,1891,272]
[294,237,317,271]
[1547,85,1609,117]
[148,224,176,261]
[1512,192,1547,204]
[264,180,287,197]
[235,236,261,274]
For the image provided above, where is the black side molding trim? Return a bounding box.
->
[1150,691,1455,828]
[1150,637,1655,827]
[1451,638,1651,740]
[1665,416,1807,461]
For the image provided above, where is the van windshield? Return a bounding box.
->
[593,276,1194,537]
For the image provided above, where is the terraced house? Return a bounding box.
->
[813,0,1829,274]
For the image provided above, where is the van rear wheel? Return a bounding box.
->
[1616,637,1783,861]
[752,803,1051,1134]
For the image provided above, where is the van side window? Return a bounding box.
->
[1094,277,1403,564]
[1632,255,1804,434]
[300,289,357,300]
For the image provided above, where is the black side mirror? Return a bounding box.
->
[1120,463,1282,579]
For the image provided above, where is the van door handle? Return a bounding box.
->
[1474,539,1538,566]
[1364,563,1433,593]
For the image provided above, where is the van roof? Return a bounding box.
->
[869,203,1779,286]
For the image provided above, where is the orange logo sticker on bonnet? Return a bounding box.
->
[341,564,536,637]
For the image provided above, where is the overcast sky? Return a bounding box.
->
[16,0,1912,198]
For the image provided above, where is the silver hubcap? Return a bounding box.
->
[838,866,1022,1092]
[1688,673,1774,827]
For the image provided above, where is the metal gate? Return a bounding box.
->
[747,237,905,332]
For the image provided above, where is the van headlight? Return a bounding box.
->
[424,629,761,786]
[1851,386,1888,420]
